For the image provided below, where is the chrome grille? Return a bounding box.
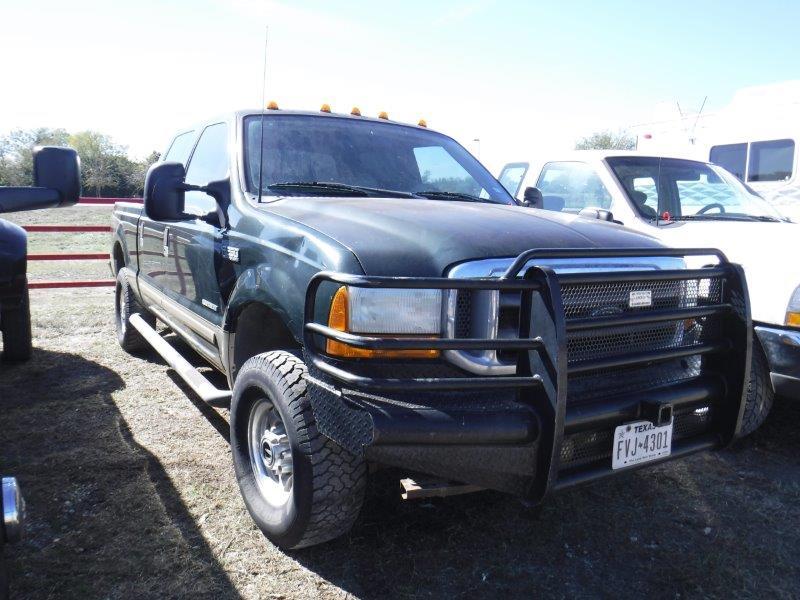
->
[447,261,726,401]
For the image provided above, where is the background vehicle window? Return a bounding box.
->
[675,172,738,215]
[185,123,228,215]
[632,177,658,212]
[748,138,794,182]
[498,163,529,196]
[709,143,746,180]
[536,162,612,212]
[162,131,196,165]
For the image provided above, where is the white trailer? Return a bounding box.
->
[633,81,800,221]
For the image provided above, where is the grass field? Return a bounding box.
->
[1,208,800,599]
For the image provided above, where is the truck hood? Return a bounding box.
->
[654,220,800,324]
[266,197,664,277]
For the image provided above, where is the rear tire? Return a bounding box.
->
[1,283,32,362]
[741,343,774,436]
[115,269,155,353]
[230,351,366,549]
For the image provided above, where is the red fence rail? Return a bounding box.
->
[24,197,141,290]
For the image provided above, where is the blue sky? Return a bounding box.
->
[1,0,798,169]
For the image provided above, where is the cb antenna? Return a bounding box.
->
[257,26,269,203]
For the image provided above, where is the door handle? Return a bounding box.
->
[162,227,170,258]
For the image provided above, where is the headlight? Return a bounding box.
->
[787,285,800,328]
[326,286,442,358]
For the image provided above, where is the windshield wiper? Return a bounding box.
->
[415,190,487,203]
[267,181,418,199]
[672,213,781,222]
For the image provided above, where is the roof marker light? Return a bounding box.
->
[320,103,331,113]
[351,107,361,116]
[266,101,279,110]
[418,119,427,127]
[378,111,389,120]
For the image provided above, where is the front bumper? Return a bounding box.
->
[303,248,752,503]
[756,324,800,399]
[1,477,25,544]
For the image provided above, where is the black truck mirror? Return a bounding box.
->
[521,186,543,208]
[578,207,617,223]
[144,162,187,221]
[0,146,81,213]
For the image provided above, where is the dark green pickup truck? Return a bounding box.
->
[111,108,753,549]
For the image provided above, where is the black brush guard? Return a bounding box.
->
[303,248,751,502]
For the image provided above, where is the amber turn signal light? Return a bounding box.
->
[326,287,439,359]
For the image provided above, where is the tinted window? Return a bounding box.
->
[535,162,612,212]
[748,139,794,182]
[414,146,483,196]
[498,163,529,196]
[244,115,513,204]
[185,123,229,215]
[607,156,780,220]
[163,131,196,165]
[710,143,746,180]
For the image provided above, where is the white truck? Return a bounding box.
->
[499,150,800,429]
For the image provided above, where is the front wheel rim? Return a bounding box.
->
[248,396,293,507]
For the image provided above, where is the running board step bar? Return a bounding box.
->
[129,313,232,407]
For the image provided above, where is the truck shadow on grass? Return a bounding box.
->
[291,398,800,599]
[0,348,241,599]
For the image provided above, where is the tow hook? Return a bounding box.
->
[642,401,674,427]
[2,476,25,543]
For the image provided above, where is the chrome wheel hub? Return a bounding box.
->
[248,399,293,505]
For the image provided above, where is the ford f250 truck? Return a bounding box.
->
[111,108,753,549]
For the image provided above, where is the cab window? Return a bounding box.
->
[498,162,529,196]
[709,143,746,180]
[163,130,196,165]
[748,139,794,182]
[535,162,612,212]
[185,123,229,215]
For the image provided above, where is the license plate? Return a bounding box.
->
[611,420,673,470]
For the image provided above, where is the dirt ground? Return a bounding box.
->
[0,288,798,600]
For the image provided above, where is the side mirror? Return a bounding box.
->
[144,161,230,227]
[578,207,616,222]
[0,146,81,213]
[144,162,187,221]
[520,186,543,209]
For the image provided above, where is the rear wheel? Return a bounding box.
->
[115,269,155,353]
[1,283,32,362]
[230,351,366,549]
[741,343,774,436]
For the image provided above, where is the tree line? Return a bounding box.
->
[0,128,160,197]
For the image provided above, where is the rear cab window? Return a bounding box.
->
[184,122,229,215]
[710,139,795,183]
[748,139,794,182]
[709,143,746,180]
[535,162,612,212]
[163,130,197,165]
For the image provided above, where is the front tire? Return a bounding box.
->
[115,269,155,353]
[1,282,32,362]
[741,343,774,436]
[230,351,366,549]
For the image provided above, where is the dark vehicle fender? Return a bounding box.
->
[0,218,28,307]
[111,222,130,275]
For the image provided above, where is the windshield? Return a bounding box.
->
[243,114,514,204]
[606,156,783,221]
